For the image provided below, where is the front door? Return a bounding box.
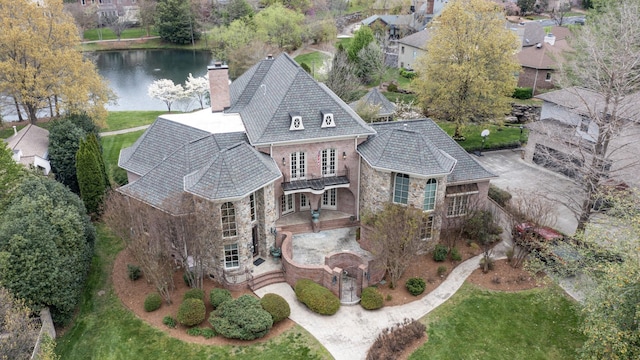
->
[252,225,259,257]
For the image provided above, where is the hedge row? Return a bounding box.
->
[295,279,340,315]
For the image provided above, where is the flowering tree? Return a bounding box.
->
[148,79,185,112]
[184,73,209,109]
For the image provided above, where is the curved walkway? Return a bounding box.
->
[255,242,511,360]
[100,125,150,136]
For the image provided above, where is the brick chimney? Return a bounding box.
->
[427,0,434,14]
[208,62,230,112]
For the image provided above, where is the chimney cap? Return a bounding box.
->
[536,43,542,48]
[266,54,273,60]
[208,61,228,70]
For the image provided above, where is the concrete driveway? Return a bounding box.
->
[473,149,581,235]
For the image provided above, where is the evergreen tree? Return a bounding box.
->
[156,0,200,45]
[76,134,108,217]
[48,119,86,193]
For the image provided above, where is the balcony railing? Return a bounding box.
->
[282,166,350,192]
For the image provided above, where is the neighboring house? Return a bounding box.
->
[79,0,139,23]
[361,0,445,39]
[3,124,51,175]
[397,29,430,70]
[515,25,572,94]
[524,87,640,188]
[117,54,495,294]
[348,88,396,122]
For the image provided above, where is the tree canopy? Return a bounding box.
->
[0,143,26,211]
[76,134,109,218]
[147,79,185,112]
[0,177,95,325]
[413,0,520,135]
[254,3,306,51]
[156,0,201,44]
[0,0,112,125]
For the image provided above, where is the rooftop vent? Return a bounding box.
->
[321,110,335,128]
[266,54,273,60]
[536,43,542,49]
[289,112,304,130]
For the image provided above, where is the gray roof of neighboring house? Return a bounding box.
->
[536,87,640,121]
[4,124,49,160]
[118,129,280,213]
[361,14,414,27]
[398,29,431,49]
[228,54,375,145]
[358,119,496,183]
[348,88,396,117]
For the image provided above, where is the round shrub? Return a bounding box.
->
[294,279,340,315]
[144,293,162,312]
[209,288,233,309]
[183,288,205,301]
[177,298,206,327]
[405,277,426,296]
[360,287,384,310]
[260,293,291,323]
[127,264,141,281]
[209,295,273,340]
[433,244,448,262]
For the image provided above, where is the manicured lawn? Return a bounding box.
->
[410,284,585,359]
[103,111,167,131]
[382,91,417,104]
[294,52,330,69]
[55,224,332,359]
[101,130,145,172]
[83,27,159,42]
[0,124,26,139]
[435,122,527,152]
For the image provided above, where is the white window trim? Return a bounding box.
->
[300,193,310,210]
[446,194,470,217]
[249,192,256,223]
[281,194,294,215]
[423,178,437,211]
[223,243,239,269]
[322,188,337,210]
[221,202,237,238]
[290,152,306,180]
[321,149,336,177]
[421,215,434,240]
[321,112,335,128]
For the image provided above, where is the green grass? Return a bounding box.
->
[294,52,331,80]
[80,37,211,52]
[55,224,332,359]
[435,121,527,152]
[382,91,416,104]
[83,27,159,42]
[0,125,26,139]
[103,111,167,132]
[101,130,145,172]
[410,283,585,359]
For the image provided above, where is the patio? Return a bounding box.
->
[291,227,373,265]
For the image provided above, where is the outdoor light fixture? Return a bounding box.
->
[342,151,347,160]
[332,275,337,285]
[282,157,286,166]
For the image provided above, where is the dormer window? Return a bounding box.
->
[289,112,304,130]
[321,110,335,128]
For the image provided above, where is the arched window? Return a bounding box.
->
[221,202,237,237]
[423,178,437,211]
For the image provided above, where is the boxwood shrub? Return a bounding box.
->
[405,277,426,296]
[433,244,448,262]
[177,298,206,327]
[162,315,177,328]
[209,288,232,309]
[294,279,340,315]
[127,264,141,281]
[360,287,384,310]
[209,295,273,340]
[183,288,205,301]
[260,293,291,323]
[143,293,162,312]
[513,87,533,99]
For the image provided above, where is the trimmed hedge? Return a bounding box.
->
[361,287,384,310]
[177,298,206,327]
[260,293,291,323]
[183,288,205,301]
[488,185,512,207]
[209,288,232,309]
[513,87,533,99]
[210,295,273,340]
[405,277,426,296]
[294,279,340,315]
[143,293,162,312]
[433,244,448,262]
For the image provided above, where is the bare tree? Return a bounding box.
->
[462,210,502,273]
[325,47,361,103]
[137,0,158,37]
[552,0,640,231]
[550,2,572,25]
[364,203,430,289]
[65,3,98,41]
[101,12,128,41]
[0,287,39,360]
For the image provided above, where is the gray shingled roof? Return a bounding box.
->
[4,124,49,159]
[397,29,431,50]
[358,119,496,183]
[118,130,280,214]
[228,54,375,145]
[118,117,210,176]
[349,88,396,117]
[536,87,640,122]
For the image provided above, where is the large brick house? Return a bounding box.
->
[117,54,495,293]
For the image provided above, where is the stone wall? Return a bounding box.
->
[359,160,391,216]
[508,103,541,124]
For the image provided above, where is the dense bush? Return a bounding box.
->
[433,244,448,262]
[294,279,340,315]
[367,318,426,360]
[209,288,233,309]
[162,315,177,328]
[387,83,398,92]
[300,62,311,74]
[187,327,216,338]
[488,185,512,207]
[127,264,141,281]
[210,295,273,340]
[437,266,448,276]
[405,277,426,296]
[450,247,462,262]
[399,68,416,79]
[144,293,162,312]
[260,293,291,323]
[177,298,206,327]
[513,87,533,99]
[361,287,384,310]
[183,288,205,301]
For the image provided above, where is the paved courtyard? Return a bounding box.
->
[291,227,373,265]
